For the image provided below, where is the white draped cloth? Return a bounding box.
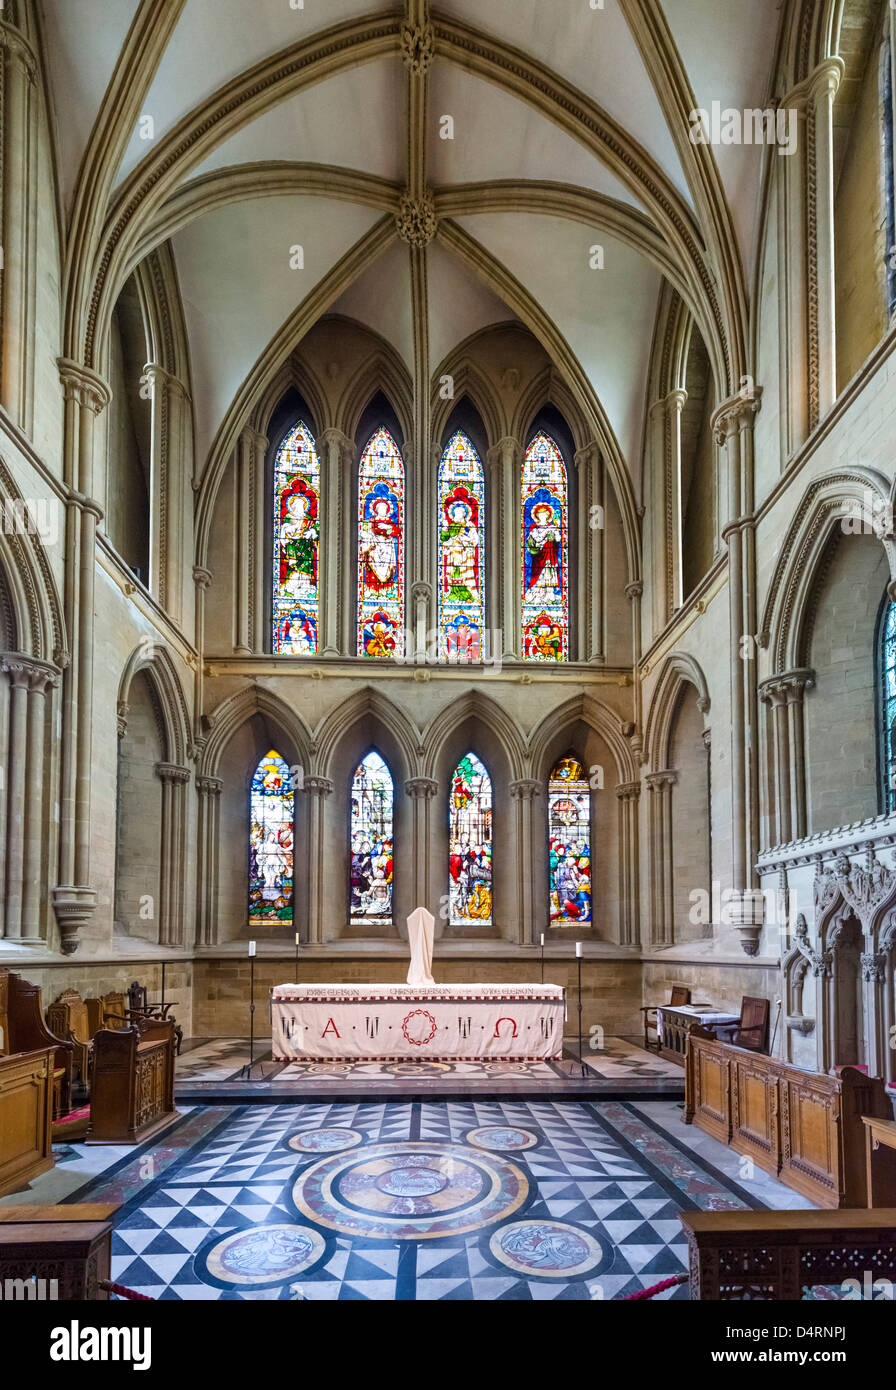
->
[406,906,435,986]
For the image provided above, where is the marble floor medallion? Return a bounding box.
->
[287,1127,364,1153]
[202,1223,327,1287]
[465,1125,540,1152]
[489,1220,606,1278]
[293,1140,529,1240]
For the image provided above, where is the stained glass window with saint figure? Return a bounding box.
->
[350,752,394,925]
[438,432,485,662]
[448,752,492,924]
[522,431,569,661]
[249,751,294,926]
[357,428,404,658]
[879,600,896,813]
[273,421,321,655]
[548,755,591,925]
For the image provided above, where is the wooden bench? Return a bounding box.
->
[47,989,93,1088]
[4,971,73,1121]
[679,1208,896,1299]
[0,1205,116,1300]
[88,1016,178,1144]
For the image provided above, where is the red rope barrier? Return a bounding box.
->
[618,1273,689,1301]
[100,1280,156,1302]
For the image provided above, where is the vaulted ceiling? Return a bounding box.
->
[39,0,786,486]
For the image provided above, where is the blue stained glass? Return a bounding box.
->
[548,756,591,925]
[448,752,492,924]
[249,751,294,926]
[881,601,896,812]
[350,752,394,924]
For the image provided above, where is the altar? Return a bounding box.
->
[271,983,566,1062]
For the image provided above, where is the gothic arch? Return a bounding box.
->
[643,653,711,773]
[430,351,504,450]
[250,358,329,448]
[117,644,191,767]
[0,455,66,662]
[422,690,527,783]
[313,688,420,782]
[529,693,637,787]
[337,340,414,447]
[760,468,896,673]
[199,684,313,779]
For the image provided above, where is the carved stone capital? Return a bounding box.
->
[155,762,191,785]
[861,951,887,984]
[0,21,37,82]
[56,358,112,415]
[645,769,677,790]
[615,781,641,802]
[509,778,541,801]
[0,652,59,692]
[396,190,438,247]
[405,776,438,800]
[304,776,334,798]
[196,775,224,797]
[711,388,763,445]
[759,668,815,707]
[624,581,643,602]
[192,565,213,590]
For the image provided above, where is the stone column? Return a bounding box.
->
[625,582,644,762]
[759,668,814,846]
[320,428,351,656]
[861,951,888,1083]
[411,581,432,664]
[489,437,522,661]
[0,19,38,434]
[192,566,211,740]
[776,78,809,454]
[806,59,843,424]
[646,770,677,944]
[53,359,111,954]
[759,677,792,846]
[145,364,190,623]
[405,776,438,925]
[784,670,814,841]
[195,775,223,946]
[2,658,29,938]
[21,659,58,939]
[509,778,540,944]
[576,443,605,663]
[304,776,333,944]
[233,427,267,655]
[155,762,190,946]
[615,782,641,946]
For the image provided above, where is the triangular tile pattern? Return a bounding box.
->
[93,1097,783,1301]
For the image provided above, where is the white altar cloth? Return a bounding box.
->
[271,983,566,1061]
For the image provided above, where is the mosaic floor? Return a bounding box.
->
[174,1036,684,1100]
[42,1097,811,1301]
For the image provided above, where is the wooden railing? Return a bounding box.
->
[679,1209,896,1300]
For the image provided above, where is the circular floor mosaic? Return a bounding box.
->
[203,1223,326,1287]
[465,1126,540,1152]
[293,1141,529,1240]
[489,1220,605,1278]
[287,1127,364,1154]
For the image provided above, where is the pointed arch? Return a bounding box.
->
[438,430,487,661]
[117,642,191,766]
[521,430,569,661]
[357,426,404,658]
[643,653,711,773]
[248,749,295,927]
[314,687,420,782]
[423,690,527,782]
[272,418,322,655]
[199,685,313,779]
[350,750,394,925]
[448,751,493,926]
[529,692,637,786]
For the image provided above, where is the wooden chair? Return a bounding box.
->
[711,995,770,1053]
[640,986,691,1053]
[125,980,183,1055]
[85,993,128,1036]
[6,973,73,1119]
[47,990,93,1089]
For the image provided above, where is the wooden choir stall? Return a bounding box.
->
[87,1017,179,1144]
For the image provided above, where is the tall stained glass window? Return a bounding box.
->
[521,431,569,661]
[350,752,394,924]
[879,600,896,813]
[357,428,404,658]
[548,755,591,925]
[273,421,321,654]
[249,751,294,926]
[448,752,492,924]
[438,432,485,662]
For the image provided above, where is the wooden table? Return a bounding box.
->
[863,1116,896,1207]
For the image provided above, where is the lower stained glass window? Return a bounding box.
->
[350,752,394,924]
[448,752,492,924]
[548,755,591,925]
[249,751,294,926]
[879,600,896,813]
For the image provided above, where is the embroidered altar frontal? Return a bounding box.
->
[271,984,566,1061]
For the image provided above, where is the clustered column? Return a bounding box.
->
[509,779,540,944]
[320,428,352,656]
[195,775,223,946]
[575,443,606,664]
[646,770,677,944]
[0,15,38,435]
[615,782,640,946]
[758,669,815,844]
[155,762,191,946]
[488,436,522,661]
[405,777,438,927]
[234,426,268,654]
[0,653,59,939]
[304,776,333,944]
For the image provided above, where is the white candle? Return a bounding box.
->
[540,933,545,947]
[575,941,583,957]
[295,933,300,946]
[248,940,256,957]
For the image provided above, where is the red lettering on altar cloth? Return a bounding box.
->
[322,1018,341,1038]
[494,1017,518,1038]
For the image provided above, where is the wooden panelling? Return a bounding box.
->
[0,1048,55,1197]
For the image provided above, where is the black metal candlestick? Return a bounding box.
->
[237,952,266,1079]
[577,952,586,1077]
